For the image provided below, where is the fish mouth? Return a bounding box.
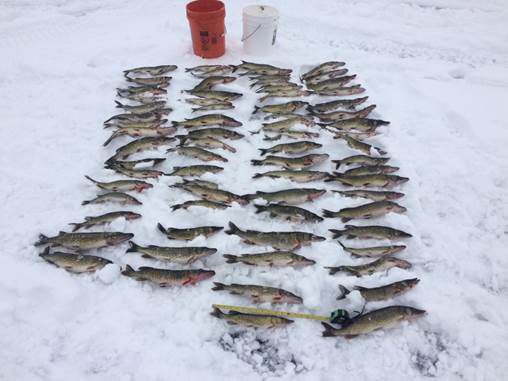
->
[195,270,216,281]
[223,78,236,84]
[126,213,142,220]
[226,121,243,127]
[312,235,326,242]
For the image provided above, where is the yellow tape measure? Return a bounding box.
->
[212,304,330,322]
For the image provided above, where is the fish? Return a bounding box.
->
[252,170,328,183]
[39,247,112,273]
[260,89,311,102]
[119,93,164,104]
[223,251,315,267]
[210,307,294,328]
[124,64,177,77]
[265,130,320,140]
[69,211,141,232]
[254,204,324,223]
[167,146,228,162]
[173,183,249,205]
[251,154,329,170]
[316,85,366,96]
[332,189,405,202]
[187,90,243,101]
[343,165,399,176]
[339,135,387,155]
[103,126,176,146]
[108,136,176,161]
[192,76,236,91]
[185,64,235,77]
[337,279,420,302]
[312,105,377,122]
[234,61,292,76]
[324,118,390,132]
[212,282,303,304]
[187,127,244,140]
[126,241,217,264]
[332,155,390,168]
[126,76,172,87]
[106,158,166,171]
[105,163,167,179]
[304,68,349,84]
[260,116,314,132]
[35,231,134,250]
[308,97,369,113]
[84,175,153,192]
[225,222,325,250]
[104,110,171,124]
[250,188,326,205]
[329,129,380,141]
[185,98,233,106]
[329,225,412,240]
[122,265,215,286]
[253,101,308,115]
[172,179,219,190]
[326,256,412,276]
[103,119,167,130]
[192,104,235,112]
[321,305,425,338]
[167,165,224,177]
[307,75,357,91]
[325,173,409,188]
[81,192,142,206]
[256,83,302,94]
[338,241,406,257]
[117,86,167,98]
[170,199,230,211]
[157,222,223,240]
[259,141,322,156]
[177,135,236,153]
[250,78,292,89]
[172,114,242,129]
[115,100,167,114]
[301,61,346,80]
[322,201,407,222]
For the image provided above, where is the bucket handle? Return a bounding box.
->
[241,24,261,42]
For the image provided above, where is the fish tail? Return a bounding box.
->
[258,148,268,156]
[225,222,241,236]
[337,285,350,300]
[321,322,338,337]
[157,222,167,235]
[210,306,225,318]
[34,234,50,246]
[125,241,139,253]
[324,173,337,182]
[252,105,260,114]
[331,160,342,169]
[329,229,343,239]
[121,264,136,276]
[223,254,239,264]
[170,203,183,211]
[81,200,91,205]
[171,121,179,127]
[84,175,98,184]
[38,246,51,257]
[211,282,226,291]
[253,204,267,214]
[103,130,121,146]
[325,266,340,275]
[251,159,263,166]
[252,173,263,179]
[115,100,125,108]
[68,223,82,232]
[322,209,337,218]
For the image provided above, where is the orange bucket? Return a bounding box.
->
[186,0,226,59]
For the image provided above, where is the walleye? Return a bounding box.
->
[126,241,216,264]
[39,247,112,273]
[250,78,291,89]
[117,85,167,98]
[321,306,425,338]
[259,141,322,156]
[251,154,329,170]
[250,188,326,205]
[301,61,346,80]
[224,251,315,267]
[81,192,141,206]
[187,90,243,101]
[308,97,369,113]
[115,100,167,114]
[185,64,235,77]
[157,222,223,240]
[338,278,420,302]
[326,256,412,276]
[171,199,230,211]
[322,201,407,222]
[84,175,153,192]
[177,135,236,153]
[185,98,233,106]
[329,225,412,240]
[119,93,164,104]
[333,189,405,202]
[192,76,236,91]
[212,282,303,304]
[173,182,249,205]
[252,170,328,183]
[325,118,390,132]
[313,105,377,122]
[256,83,302,94]
[104,110,171,124]
[254,204,324,223]
[122,265,214,286]
[338,241,406,257]
[225,222,325,250]
[325,173,409,188]
[329,129,380,141]
[339,135,387,155]
[167,146,228,162]
[307,75,357,91]
[259,89,311,102]
[104,119,167,129]
[105,163,167,179]
[192,103,234,112]
[253,100,308,115]
[123,64,177,77]
[316,85,366,96]
[35,231,133,250]
[126,76,172,87]
[103,126,176,146]
[234,61,292,76]
[211,307,294,328]
[187,127,244,140]
[167,164,224,177]
[171,114,242,129]
[109,136,176,161]
[305,68,349,84]
[69,211,141,232]
[106,157,166,171]
[344,165,399,176]
[172,179,218,189]
[332,155,390,168]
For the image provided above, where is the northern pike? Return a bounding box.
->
[126,241,216,264]
[326,256,412,276]
[251,154,329,170]
[39,247,112,273]
[69,211,141,232]
[337,279,420,302]
[252,170,328,183]
[223,251,315,267]
[322,201,407,222]
[254,203,324,223]
[84,175,153,192]
[212,282,303,304]
[250,188,326,205]
[122,265,215,286]
[81,192,141,206]
[211,307,294,328]
[157,223,223,240]
[35,231,133,250]
[329,225,412,240]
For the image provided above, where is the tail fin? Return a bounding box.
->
[210,306,224,318]
[253,204,267,214]
[211,282,226,291]
[223,254,239,264]
[225,222,241,235]
[68,223,82,232]
[338,241,347,251]
[81,200,91,205]
[39,246,51,257]
[125,241,139,253]
[325,266,341,275]
[331,160,342,169]
[321,322,338,337]
[170,203,183,211]
[337,285,351,300]
[157,223,167,235]
[252,105,260,114]
[251,159,263,166]
[103,130,121,146]
[258,148,268,156]
[171,121,179,127]
[252,173,263,179]
[121,264,136,276]
[329,229,344,239]
[322,210,339,219]
[84,175,98,184]
[115,100,125,108]
[34,233,50,246]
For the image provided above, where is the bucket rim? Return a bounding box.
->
[187,0,225,18]
[243,4,279,18]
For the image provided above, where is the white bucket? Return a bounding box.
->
[242,5,279,55]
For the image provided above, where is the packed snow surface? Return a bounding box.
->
[1,0,508,380]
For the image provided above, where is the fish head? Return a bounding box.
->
[405,306,426,320]
[387,192,405,200]
[191,269,216,283]
[205,248,218,256]
[393,204,408,213]
[125,212,142,220]
[222,77,236,84]
[298,257,316,266]
[311,234,326,242]
[389,258,412,270]
[402,278,420,290]
[309,189,327,201]
[396,177,410,185]
[224,118,243,127]
[279,290,303,304]
[108,233,134,245]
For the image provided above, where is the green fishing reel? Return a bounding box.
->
[329,308,350,324]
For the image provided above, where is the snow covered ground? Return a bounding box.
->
[1,0,508,380]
